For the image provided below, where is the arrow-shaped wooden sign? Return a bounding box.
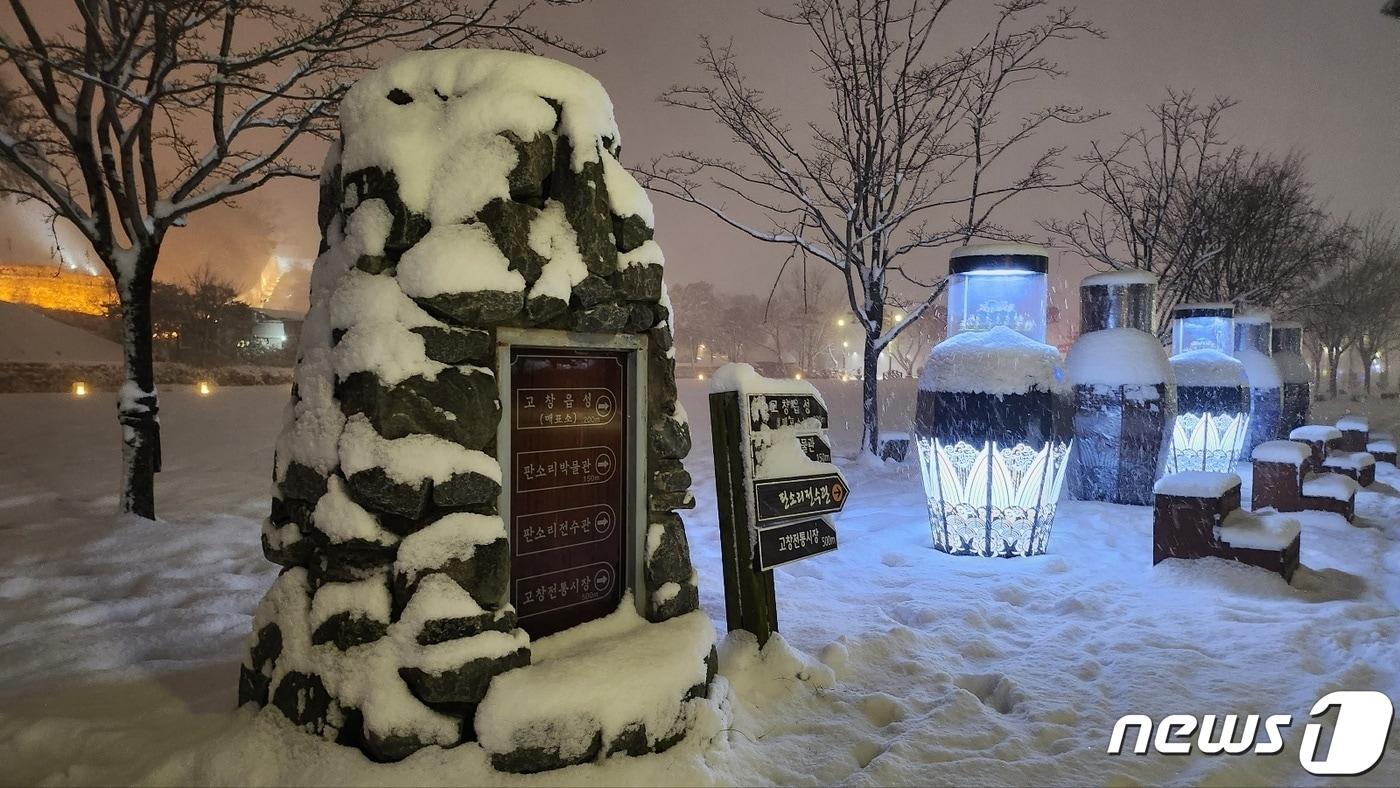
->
[752,472,849,525]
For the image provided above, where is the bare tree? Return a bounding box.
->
[1293,226,1365,398]
[667,280,722,366]
[1173,152,1344,309]
[766,263,843,373]
[885,301,943,377]
[1044,91,1237,334]
[1343,217,1400,396]
[638,0,1102,454]
[0,0,595,517]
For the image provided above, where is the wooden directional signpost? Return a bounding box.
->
[710,369,847,645]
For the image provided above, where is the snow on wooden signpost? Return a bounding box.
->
[709,363,846,646]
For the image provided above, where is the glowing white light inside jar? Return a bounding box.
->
[917,437,1072,557]
[197,380,213,396]
[1164,411,1249,474]
[72,381,88,398]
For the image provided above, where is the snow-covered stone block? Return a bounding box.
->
[1153,473,1298,581]
[476,604,716,773]
[1322,451,1376,487]
[1251,440,1312,467]
[1153,471,1241,564]
[1252,447,1357,523]
[877,432,910,462]
[1289,424,1343,468]
[1366,439,1397,465]
[1336,415,1370,453]
[1153,471,1241,498]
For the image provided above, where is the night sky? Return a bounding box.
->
[1,0,1394,317]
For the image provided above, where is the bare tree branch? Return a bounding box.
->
[0,0,597,517]
[635,0,1101,452]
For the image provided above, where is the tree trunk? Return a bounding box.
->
[1327,346,1341,398]
[859,285,886,456]
[861,329,880,455]
[1361,348,1374,396]
[117,271,161,519]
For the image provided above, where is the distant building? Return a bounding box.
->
[250,307,304,351]
[0,263,116,316]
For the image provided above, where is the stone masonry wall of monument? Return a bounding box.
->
[235,50,709,765]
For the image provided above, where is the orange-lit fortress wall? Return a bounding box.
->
[0,264,116,316]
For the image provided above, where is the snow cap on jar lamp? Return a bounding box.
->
[914,244,1072,557]
[1065,270,1176,506]
[1232,308,1283,459]
[1165,303,1250,473]
[1270,322,1311,437]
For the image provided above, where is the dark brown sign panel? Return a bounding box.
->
[756,517,838,570]
[510,349,628,638]
[752,473,849,524]
[796,433,832,463]
[747,393,828,431]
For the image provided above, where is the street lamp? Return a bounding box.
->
[1232,309,1283,459]
[914,244,1071,557]
[1165,304,1250,473]
[1271,323,1310,436]
[1065,270,1174,506]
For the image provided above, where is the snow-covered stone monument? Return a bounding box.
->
[238,50,714,771]
[914,244,1072,558]
[1232,309,1284,459]
[1164,304,1250,474]
[1065,270,1175,506]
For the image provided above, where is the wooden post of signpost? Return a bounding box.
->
[710,371,847,648]
[710,390,779,645]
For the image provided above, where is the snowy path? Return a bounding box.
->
[2,384,1399,786]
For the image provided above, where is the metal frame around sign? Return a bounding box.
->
[495,327,648,620]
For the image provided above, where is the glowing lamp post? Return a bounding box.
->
[1271,322,1311,437]
[1232,310,1283,459]
[1065,271,1176,506]
[914,244,1072,558]
[1165,304,1250,473]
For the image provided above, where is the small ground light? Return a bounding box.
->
[697,373,705,380]
[72,381,88,398]
[197,380,213,396]
[794,372,803,380]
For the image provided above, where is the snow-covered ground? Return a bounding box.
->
[0,300,121,364]
[2,383,1399,786]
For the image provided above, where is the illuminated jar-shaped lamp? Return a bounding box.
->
[1232,310,1284,459]
[914,244,1072,557]
[1165,304,1250,473]
[1271,322,1311,437]
[1065,271,1176,506]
